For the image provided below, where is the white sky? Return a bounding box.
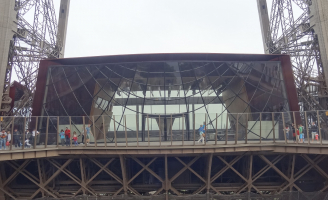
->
[57,0,266,58]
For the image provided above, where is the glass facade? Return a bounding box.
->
[40,60,290,142]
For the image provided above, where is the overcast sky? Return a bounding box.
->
[56,0,266,58]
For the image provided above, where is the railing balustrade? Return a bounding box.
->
[0,111,327,151]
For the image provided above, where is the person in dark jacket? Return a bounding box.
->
[64,127,71,146]
[311,122,318,142]
[13,128,21,148]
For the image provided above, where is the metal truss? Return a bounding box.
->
[1,0,61,117]
[265,0,326,111]
[1,153,328,199]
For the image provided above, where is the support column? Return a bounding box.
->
[120,155,128,197]
[0,163,6,199]
[206,153,213,199]
[248,155,253,192]
[310,0,328,109]
[80,158,86,194]
[165,154,169,200]
[0,0,16,113]
[56,0,70,58]
[256,0,271,54]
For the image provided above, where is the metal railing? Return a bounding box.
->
[0,110,327,151]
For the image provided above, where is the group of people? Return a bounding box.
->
[59,124,92,147]
[0,124,93,150]
[284,122,318,143]
[0,128,40,150]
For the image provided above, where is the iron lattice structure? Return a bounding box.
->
[1,153,328,199]
[265,0,326,111]
[3,0,61,117]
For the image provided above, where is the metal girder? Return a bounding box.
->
[1,0,64,117]
[1,153,328,198]
[260,0,328,112]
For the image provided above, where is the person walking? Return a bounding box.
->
[291,123,296,143]
[311,122,317,142]
[197,125,205,144]
[64,127,71,146]
[299,124,304,143]
[7,131,11,148]
[59,129,65,146]
[13,128,21,148]
[78,133,84,144]
[0,130,7,150]
[285,125,290,140]
[85,124,92,144]
[31,129,39,147]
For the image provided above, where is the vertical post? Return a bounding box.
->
[245,113,248,144]
[165,154,169,200]
[159,114,161,147]
[113,115,117,147]
[23,117,26,150]
[124,115,128,147]
[193,113,196,146]
[120,155,128,196]
[259,113,262,144]
[271,113,275,143]
[83,116,86,147]
[293,112,298,144]
[102,115,107,147]
[45,117,49,148]
[204,113,207,146]
[147,115,150,146]
[282,113,287,144]
[92,116,97,147]
[305,111,310,145]
[136,114,139,147]
[235,114,239,145]
[56,117,59,147]
[182,114,184,146]
[206,154,213,195]
[10,118,14,151]
[248,155,253,192]
[290,155,296,191]
[34,117,38,149]
[225,113,228,145]
[171,114,173,146]
[316,111,322,145]
[215,113,218,145]
[69,117,72,147]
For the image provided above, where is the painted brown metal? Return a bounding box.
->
[1,152,328,198]
[32,53,299,117]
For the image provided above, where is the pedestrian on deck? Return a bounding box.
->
[25,138,31,148]
[64,127,71,146]
[13,128,21,148]
[73,132,78,146]
[85,124,92,144]
[197,125,205,144]
[7,131,11,147]
[311,122,317,142]
[299,124,304,143]
[31,129,39,146]
[78,133,84,144]
[292,123,296,143]
[0,130,7,150]
[285,125,290,140]
[25,129,30,141]
[59,129,65,146]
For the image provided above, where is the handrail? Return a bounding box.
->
[0,111,326,152]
